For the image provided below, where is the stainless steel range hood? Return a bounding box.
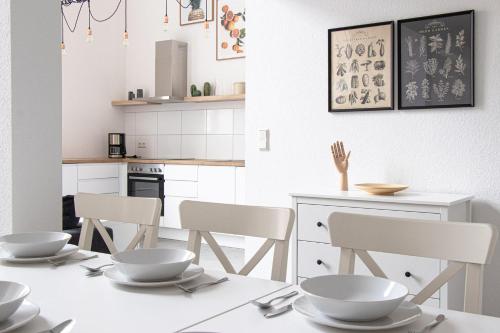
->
[142,40,187,104]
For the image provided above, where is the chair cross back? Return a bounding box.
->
[179,200,295,282]
[328,212,498,314]
[74,193,162,254]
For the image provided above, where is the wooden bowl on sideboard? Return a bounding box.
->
[355,183,408,195]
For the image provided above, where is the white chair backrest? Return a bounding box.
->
[328,212,498,314]
[179,200,295,281]
[75,193,162,254]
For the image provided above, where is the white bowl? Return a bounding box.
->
[0,281,30,322]
[111,248,195,282]
[0,232,71,258]
[300,275,408,321]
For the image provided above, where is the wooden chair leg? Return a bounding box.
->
[271,240,289,282]
[187,230,202,265]
[464,263,484,314]
[338,248,355,275]
[78,218,95,251]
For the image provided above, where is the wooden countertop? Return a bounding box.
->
[62,158,245,167]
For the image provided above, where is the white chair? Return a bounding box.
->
[179,200,295,282]
[328,212,498,314]
[74,193,162,255]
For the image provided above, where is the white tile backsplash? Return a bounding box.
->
[158,111,182,135]
[207,135,233,160]
[131,108,244,160]
[207,109,233,134]
[135,135,157,158]
[181,135,207,159]
[182,110,206,134]
[233,109,245,135]
[157,135,182,158]
[135,112,157,136]
[233,135,245,160]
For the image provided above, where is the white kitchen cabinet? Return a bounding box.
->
[291,191,473,310]
[77,164,119,180]
[197,166,236,203]
[62,165,78,196]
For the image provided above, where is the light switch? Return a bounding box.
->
[258,129,269,150]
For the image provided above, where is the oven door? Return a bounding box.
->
[127,173,165,216]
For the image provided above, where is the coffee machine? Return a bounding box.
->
[108,133,126,158]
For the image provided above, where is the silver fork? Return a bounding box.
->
[48,255,98,266]
[176,277,228,293]
[80,263,114,274]
[408,314,446,333]
[251,290,299,309]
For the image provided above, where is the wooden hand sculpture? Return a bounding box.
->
[331,141,351,191]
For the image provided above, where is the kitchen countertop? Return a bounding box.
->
[62,157,245,167]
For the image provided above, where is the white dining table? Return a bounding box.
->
[0,250,289,333]
[185,285,500,332]
[3,251,500,333]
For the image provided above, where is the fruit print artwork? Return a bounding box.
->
[216,0,245,60]
[329,21,393,111]
[398,11,474,108]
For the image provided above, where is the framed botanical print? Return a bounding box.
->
[398,10,474,109]
[328,21,394,112]
[180,0,214,26]
[216,0,246,61]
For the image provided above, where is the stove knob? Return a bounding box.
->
[139,168,143,172]
[150,168,154,172]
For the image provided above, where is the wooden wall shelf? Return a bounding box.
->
[111,94,245,107]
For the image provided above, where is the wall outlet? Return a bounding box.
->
[137,141,147,149]
[258,129,269,150]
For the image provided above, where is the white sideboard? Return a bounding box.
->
[291,191,473,310]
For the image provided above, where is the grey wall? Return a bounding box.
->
[0,0,62,233]
[246,0,500,316]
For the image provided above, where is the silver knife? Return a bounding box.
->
[38,319,75,333]
[264,304,293,318]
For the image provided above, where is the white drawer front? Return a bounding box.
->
[298,204,440,243]
[78,178,120,194]
[78,164,120,180]
[164,165,198,181]
[298,241,440,297]
[298,241,340,277]
[165,180,198,198]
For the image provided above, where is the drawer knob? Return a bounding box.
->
[405,271,412,278]
[316,259,323,265]
[316,221,323,227]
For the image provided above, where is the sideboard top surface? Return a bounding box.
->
[290,191,473,207]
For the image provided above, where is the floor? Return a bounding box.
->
[158,238,245,272]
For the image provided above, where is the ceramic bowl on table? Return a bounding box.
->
[111,248,195,282]
[0,281,30,322]
[0,232,71,258]
[300,275,408,321]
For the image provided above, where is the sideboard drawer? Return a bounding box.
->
[298,240,440,297]
[297,204,441,243]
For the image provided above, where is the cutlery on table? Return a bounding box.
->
[49,255,98,266]
[80,263,114,275]
[264,304,293,318]
[176,277,229,293]
[251,290,299,309]
[408,314,446,333]
[37,319,75,333]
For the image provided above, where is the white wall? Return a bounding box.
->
[62,1,125,158]
[126,0,245,97]
[0,0,62,233]
[0,0,12,235]
[246,0,500,316]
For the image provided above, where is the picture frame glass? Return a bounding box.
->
[329,22,394,112]
[398,11,474,109]
[180,0,214,26]
[216,0,246,61]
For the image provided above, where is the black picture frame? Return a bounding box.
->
[397,10,474,110]
[328,21,395,112]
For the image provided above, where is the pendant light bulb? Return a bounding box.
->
[86,28,94,43]
[122,31,129,46]
[60,42,67,55]
[163,15,169,32]
[203,21,210,38]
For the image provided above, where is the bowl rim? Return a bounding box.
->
[300,275,409,304]
[0,232,71,245]
[355,183,409,189]
[0,281,31,306]
[111,248,196,265]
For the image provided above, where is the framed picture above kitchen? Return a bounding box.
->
[328,21,394,112]
[398,10,474,109]
[216,0,246,61]
[180,0,214,26]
